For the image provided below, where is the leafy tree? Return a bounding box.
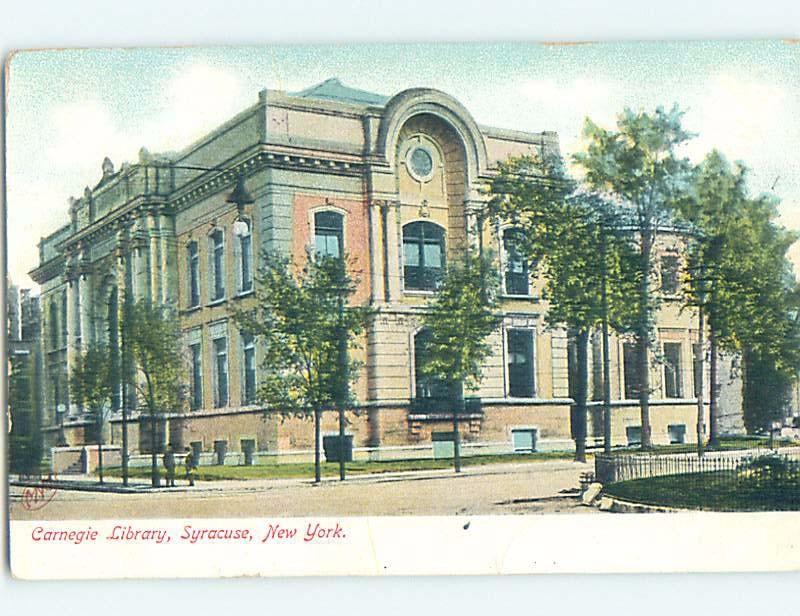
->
[418,252,502,472]
[8,350,43,476]
[126,300,184,487]
[234,253,371,483]
[574,105,694,449]
[681,151,800,438]
[489,153,637,460]
[70,343,114,482]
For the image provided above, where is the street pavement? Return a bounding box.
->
[9,460,599,520]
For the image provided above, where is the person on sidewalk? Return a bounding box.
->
[184,447,196,487]
[163,445,176,487]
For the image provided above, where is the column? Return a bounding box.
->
[65,260,79,415]
[160,211,178,306]
[368,201,384,303]
[384,200,402,301]
[464,199,484,254]
[79,264,92,349]
[148,208,162,305]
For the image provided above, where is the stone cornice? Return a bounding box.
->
[57,196,168,253]
[29,255,66,285]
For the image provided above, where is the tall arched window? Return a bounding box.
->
[314,211,343,258]
[235,219,253,294]
[187,241,200,307]
[403,221,445,291]
[48,299,59,350]
[503,228,530,296]
[413,328,449,403]
[209,229,225,302]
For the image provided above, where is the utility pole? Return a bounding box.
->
[696,298,705,458]
[335,276,349,482]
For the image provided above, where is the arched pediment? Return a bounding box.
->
[377,88,488,181]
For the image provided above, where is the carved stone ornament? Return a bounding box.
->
[102,156,115,177]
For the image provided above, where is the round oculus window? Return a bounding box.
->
[407,146,434,181]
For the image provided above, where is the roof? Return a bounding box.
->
[292,77,389,106]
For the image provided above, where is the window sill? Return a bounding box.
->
[501,293,538,301]
[234,289,254,300]
[183,305,202,315]
[403,289,436,296]
[207,297,227,308]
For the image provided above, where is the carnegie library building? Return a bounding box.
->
[31,78,738,467]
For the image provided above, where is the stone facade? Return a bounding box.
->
[30,77,732,461]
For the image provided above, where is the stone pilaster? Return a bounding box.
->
[368,201,384,303]
[381,200,402,301]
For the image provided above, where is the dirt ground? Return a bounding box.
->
[9,460,600,520]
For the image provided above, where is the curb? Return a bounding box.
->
[598,494,683,513]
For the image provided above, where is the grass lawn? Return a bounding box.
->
[604,471,800,511]
[102,451,574,481]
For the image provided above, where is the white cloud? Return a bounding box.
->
[8,62,250,287]
[143,62,250,151]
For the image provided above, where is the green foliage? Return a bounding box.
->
[574,105,696,448]
[681,151,800,432]
[488,153,638,335]
[418,252,502,390]
[125,300,185,416]
[573,105,695,333]
[70,343,115,443]
[743,348,795,433]
[8,352,43,475]
[233,252,372,415]
[574,105,694,212]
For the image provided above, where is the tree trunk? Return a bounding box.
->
[637,232,653,449]
[150,409,160,488]
[708,329,719,447]
[574,329,589,463]
[314,408,322,484]
[453,380,464,473]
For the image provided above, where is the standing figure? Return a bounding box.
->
[162,445,176,487]
[184,447,197,487]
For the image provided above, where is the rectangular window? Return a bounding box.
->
[623,342,640,400]
[668,424,687,444]
[188,242,200,307]
[663,342,683,398]
[507,328,535,398]
[242,333,256,405]
[190,343,202,410]
[626,426,642,447]
[403,222,445,291]
[210,230,225,301]
[213,337,228,408]
[511,428,537,453]
[239,231,253,293]
[504,230,530,296]
[314,211,343,259]
[661,255,680,295]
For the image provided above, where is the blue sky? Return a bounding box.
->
[6,40,800,287]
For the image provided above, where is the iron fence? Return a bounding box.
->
[595,447,800,485]
[596,449,800,511]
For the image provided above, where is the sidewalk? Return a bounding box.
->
[10,458,588,495]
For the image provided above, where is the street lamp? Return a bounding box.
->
[227,174,255,237]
